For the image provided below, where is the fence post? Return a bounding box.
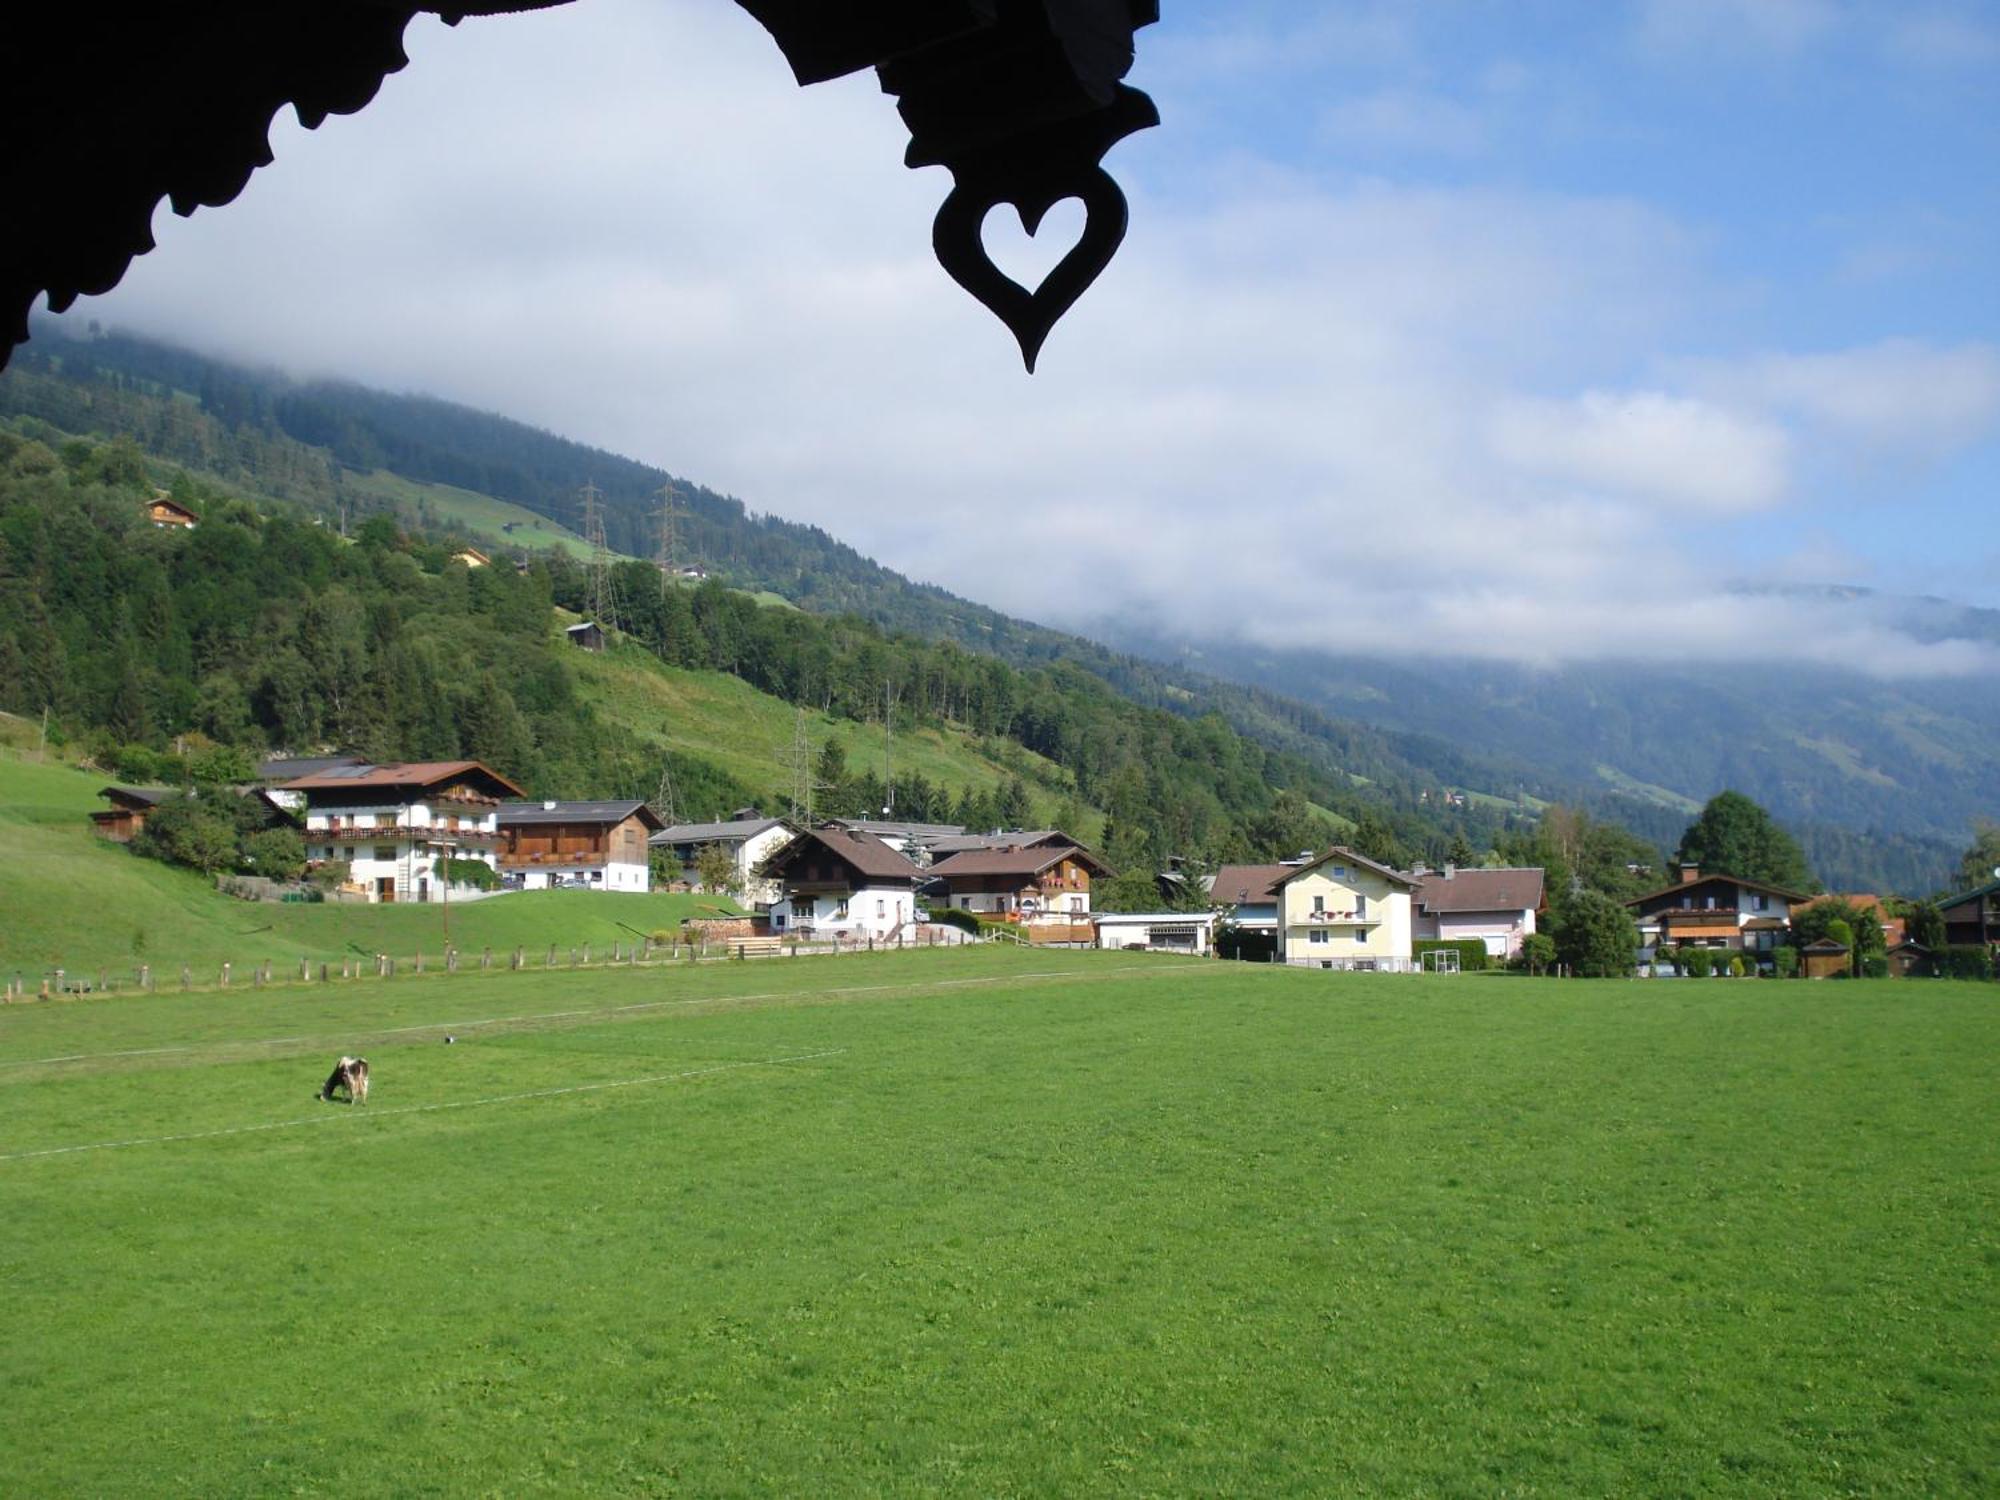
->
[513,946,524,971]
[569,947,578,967]
[447,948,459,974]
[261,961,272,985]
[415,950,424,975]
[320,962,329,983]
[547,945,557,968]
[221,962,231,988]
[582,942,592,966]
[181,964,191,990]
[300,958,310,983]
[482,947,492,971]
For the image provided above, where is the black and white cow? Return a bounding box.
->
[317,1055,370,1105]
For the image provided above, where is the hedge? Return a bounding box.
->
[1937,945,1996,982]
[1413,939,1491,972]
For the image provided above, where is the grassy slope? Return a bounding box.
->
[2,953,1994,1495]
[346,469,602,560]
[570,637,1096,833]
[0,755,738,979]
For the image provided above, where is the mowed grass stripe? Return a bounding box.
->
[0,1050,847,1162]
[3,958,1995,1496]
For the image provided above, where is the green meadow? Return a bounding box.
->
[3,949,1994,1495]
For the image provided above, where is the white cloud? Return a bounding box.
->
[36,0,1997,679]
[1676,341,2000,457]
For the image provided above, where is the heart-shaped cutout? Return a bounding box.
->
[980,197,1087,296]
[933,167,1130,372]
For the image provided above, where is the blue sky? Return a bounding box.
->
[47,0,2000,662]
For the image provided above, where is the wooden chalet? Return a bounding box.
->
[1626,866,1808,962]
[145,490,198,528]
[763,825,924,940]
[925,839,1110,944]
[497,799,663,892]
[91,785,171,842]
[452,546,491,568]
[283,760,525,904]
[1941,878,1999,951]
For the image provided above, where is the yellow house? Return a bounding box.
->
[1275,847,1419,971]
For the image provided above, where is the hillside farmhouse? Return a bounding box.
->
[650,813,793,903]
[925,841,1109,943]
[145,490,197,528]
[498,799,662,892]
[285,760,524,904]
[763,825,924,940]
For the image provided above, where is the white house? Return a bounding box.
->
[650,813,793,904]
[498,799,663,892]
[285,760,525,904]
[1094,910,1215,955]
[1410,865,1545,959]
[763,825,924,940]
[1274,847,1420,971]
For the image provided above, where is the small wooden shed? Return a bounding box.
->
[565,620,605,652]
[1800,937,1852,980]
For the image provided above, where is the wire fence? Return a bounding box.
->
[5,923,987,1002]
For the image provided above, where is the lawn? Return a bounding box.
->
[0,754,739,981]
[3,950,1994,1495]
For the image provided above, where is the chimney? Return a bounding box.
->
[1680,863,1700,884]
[543,799,557,811]
[1443,863,1456,880]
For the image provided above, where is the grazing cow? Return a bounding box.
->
[317,1055,369,1105]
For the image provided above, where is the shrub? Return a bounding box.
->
[1859,955,1889,979]
[1415,939,1490,972]
[1515,932,1556,976]
[932,907,981,936]
[1549,890,1641,977]
[240,826,307,881]
[307,859,351,891]
[1728,954,1747,978]
[1773,946,1800,979]
[1937,946,1996,982]
[131,796,240,875]
[1684,947,1714,979]
[444,857,500,891]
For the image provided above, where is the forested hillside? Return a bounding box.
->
[0,419,1534,889]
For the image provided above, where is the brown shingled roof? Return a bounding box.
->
[1210,864,1291,904]
[279,760,526,799]
[763,825,925,884]
[1413,867,1545,915]
[927,843,1109,881]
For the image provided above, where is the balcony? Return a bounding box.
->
[316,824,502,846]
[1297,909,1379,926]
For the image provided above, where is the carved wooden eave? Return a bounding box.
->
[1,1,1156,374]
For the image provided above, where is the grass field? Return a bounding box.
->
[3,949,1994,1495]
[0,755,740,981]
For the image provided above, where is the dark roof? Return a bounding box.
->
[1209,864,1291,904]
[257,755,366,782]
[1939,878,2000,915]
[1275,846,1420,891]
[279,760,526,799]
[927,843,1109,881]
[827,817,966,840]
[926,829,1068,855]
[565,620,603,635]
[1413,867,1545,914]
[764,826,925,884]
[98,785,173,808]
[650,816,789,846]
[1800,937,1851,953]
[1625,871,1810,908]
[498,800,663,830]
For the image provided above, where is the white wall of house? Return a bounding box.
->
[303,799,499,904]
[1415,909,1536,958]
[1095,913,1214,955]
[515,859,650,893]
[769,885,913,939]
[1279,865,1414,968]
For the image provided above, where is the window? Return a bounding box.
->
[1752,892,1769,912]
[1310,929,1328,945]
[374,845,396,861]
[1330,865,1349,879]
[1355,894,1368,920]
[1312,894,1325,914]
[875,900,886,920]
[834,897,850,920]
